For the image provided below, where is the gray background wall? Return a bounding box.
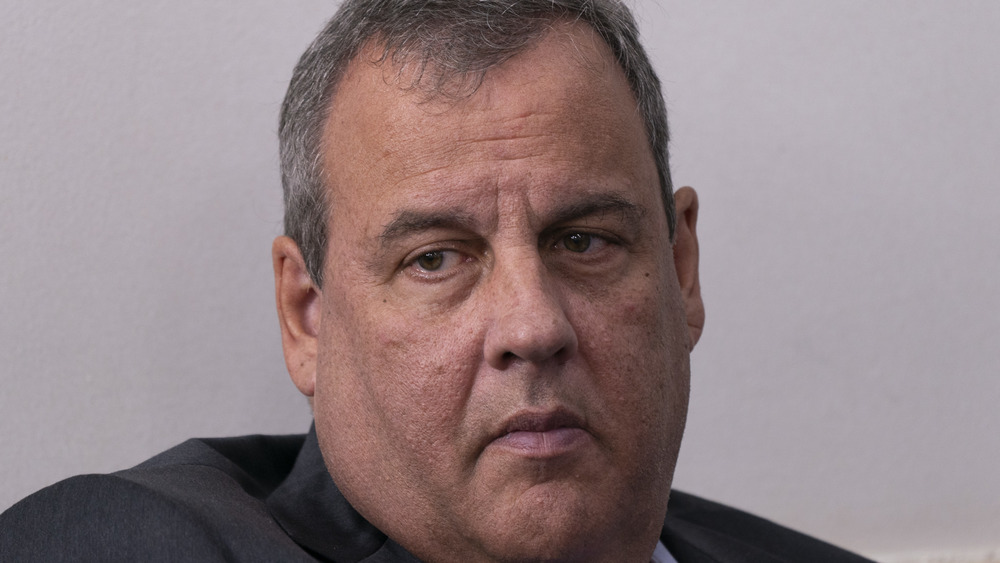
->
[1,2,997,560]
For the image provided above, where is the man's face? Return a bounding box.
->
[293,23,699,562]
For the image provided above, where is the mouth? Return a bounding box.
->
[488,408,591,458]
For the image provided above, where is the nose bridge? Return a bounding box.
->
[484,245,578,368]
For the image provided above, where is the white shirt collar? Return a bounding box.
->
[651,539,678,563]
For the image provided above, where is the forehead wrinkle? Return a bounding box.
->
[380,130,568,193]
[398,109,566,169]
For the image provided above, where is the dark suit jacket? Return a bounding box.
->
[0,428,872,562]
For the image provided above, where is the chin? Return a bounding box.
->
[467,481,657,563]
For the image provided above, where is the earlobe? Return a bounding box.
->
[272,236,322,397]
[672,187,705,350]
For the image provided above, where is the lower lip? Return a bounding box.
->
[491,427,590,457]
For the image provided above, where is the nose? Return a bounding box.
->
[483,251,579,370]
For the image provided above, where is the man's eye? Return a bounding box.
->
[408,249,467,275]
[563,233,593,253]
[415,251,446,271]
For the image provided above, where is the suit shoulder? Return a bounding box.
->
[126,432,305,500]
[664,490,874,562]
[1,434,311,562]
[1,473,235,561]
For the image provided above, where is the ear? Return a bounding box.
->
[272,236,322,397]
[672,187,705,350]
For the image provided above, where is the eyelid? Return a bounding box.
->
[410,249,458,271]
[399,240,481,280]
[549,228,623,250]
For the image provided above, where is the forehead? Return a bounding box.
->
[320,21,656,226]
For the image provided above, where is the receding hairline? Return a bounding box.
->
[315,19,647,199]
[319,17,602,113]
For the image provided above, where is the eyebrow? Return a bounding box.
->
[379,209,480,249]
[544,193,645,229]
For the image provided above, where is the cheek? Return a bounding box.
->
[580,269,679,355]
[375,314,477,405]
[319,294,480,462]
[574,270,690,429]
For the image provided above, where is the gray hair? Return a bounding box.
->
[279,0,674,287]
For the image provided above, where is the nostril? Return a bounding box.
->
[554,347,571,365]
